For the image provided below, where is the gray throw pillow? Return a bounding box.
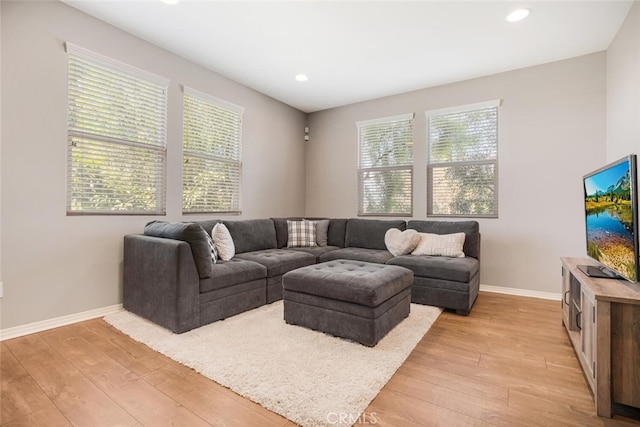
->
[314,219,330,247]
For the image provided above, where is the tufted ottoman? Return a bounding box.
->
[282,259,413,346]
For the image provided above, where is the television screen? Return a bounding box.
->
[583,154,639,282]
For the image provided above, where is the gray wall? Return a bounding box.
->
[0,1,306,329]
[2,0,633,330]
[306,53,607,294]
[607,0,640,161]
[0,1,3,313]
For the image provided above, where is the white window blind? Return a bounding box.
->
[357,113,414,216]
[66,43,168,215]
[182,87,243,214]
[426,100,500,217]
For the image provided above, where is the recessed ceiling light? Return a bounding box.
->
[160,0,180,5]
[506,9,530,23]
[295,74,309,82]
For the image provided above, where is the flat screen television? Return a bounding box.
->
[581,154,639,282]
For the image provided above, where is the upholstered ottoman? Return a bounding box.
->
[282,259,413,346]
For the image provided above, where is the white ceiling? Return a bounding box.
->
[62,0,633,113]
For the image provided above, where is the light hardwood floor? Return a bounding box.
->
[1,292,639,426]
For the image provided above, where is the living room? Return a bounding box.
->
[1,0,639,425]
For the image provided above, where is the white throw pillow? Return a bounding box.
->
[287,220,317,248]
[384,228,420,256]
[212,223,235,261]
[411,232,466,258]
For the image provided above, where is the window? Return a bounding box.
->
[66,43,168,215]
[426,100,500,217]
[182,87,243,214]
[357,113,414,216]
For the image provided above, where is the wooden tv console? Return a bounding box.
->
[561,257,640,418]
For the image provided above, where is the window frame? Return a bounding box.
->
[182,86,244,215]
[65,43,169,215]
[426,100,500,218]
[356,113,415,217]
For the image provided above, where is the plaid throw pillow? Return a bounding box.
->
[201,226,218,264]
[287,220,317,248]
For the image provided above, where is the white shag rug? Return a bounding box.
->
[104,301,441,427]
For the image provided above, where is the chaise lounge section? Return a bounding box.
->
[123,217,480,333]
[388,220,480,315]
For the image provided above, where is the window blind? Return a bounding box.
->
[182,87,243,214]
[426,100,500,217]
[357,113,414,216]
[66,43,168,215]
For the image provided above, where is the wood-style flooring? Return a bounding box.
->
[1,292,639,426]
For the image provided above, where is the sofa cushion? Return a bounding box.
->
[318,247,394,264]
[235,249,316,277]
[272,217,302,249]
[345,219,406,250]
[194,219,221,234]
[199,259,267,293]
[286,246,341,262]
[327,219,348,247]
[223,219,277,254]
[287,220,317,247]
[387,255,479,283]
[407,220,480,259]
[144,221,212,279]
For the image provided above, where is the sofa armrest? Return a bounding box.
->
[123,234,200,333]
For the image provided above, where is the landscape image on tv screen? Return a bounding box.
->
[584,159,636,281]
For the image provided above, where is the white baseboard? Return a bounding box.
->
[480,284,561,301]
[0,304,123,341]
[0,285,559,341]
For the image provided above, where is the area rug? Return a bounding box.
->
[104,302,441,427]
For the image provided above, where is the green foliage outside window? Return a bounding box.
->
[67,48,167,215]
[428,105,498,217]
[358,116,413,216]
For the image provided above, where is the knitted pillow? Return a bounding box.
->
[411,232,466,257]
[212,223,235,261]
[384,228,420,256]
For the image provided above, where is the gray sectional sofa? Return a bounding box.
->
[123,217,480,333]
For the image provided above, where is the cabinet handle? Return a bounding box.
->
[564,290,570,305]
[576,311,582,331]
